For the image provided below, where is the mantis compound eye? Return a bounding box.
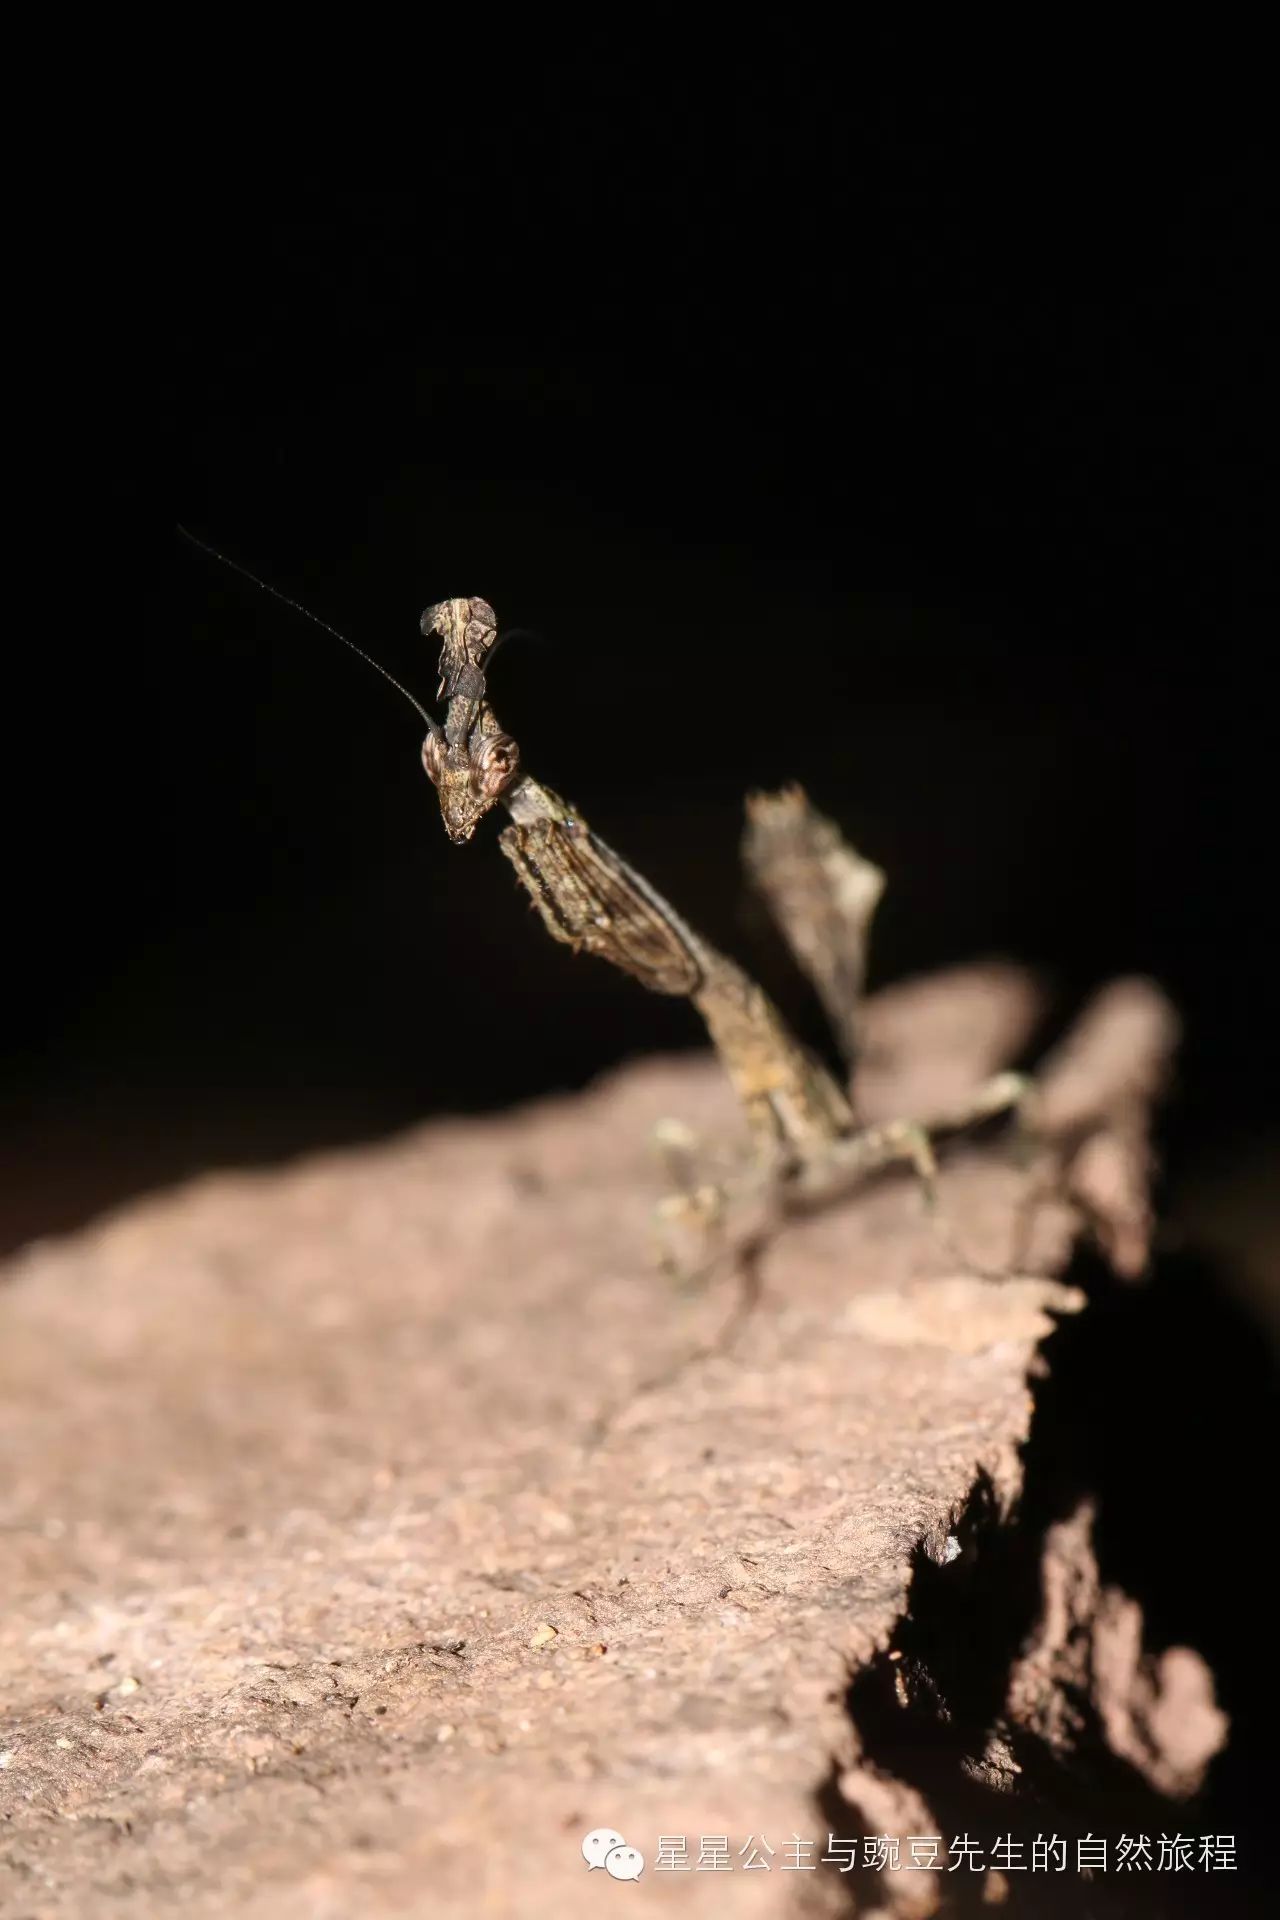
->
[476,732,520,797]
[422,729,446,785]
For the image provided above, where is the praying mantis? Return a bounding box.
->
[182,533,1158,1285]
[417,596,1029,1276]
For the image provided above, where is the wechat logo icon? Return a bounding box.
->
[581,1827,645,1881]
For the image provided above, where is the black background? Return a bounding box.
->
[6,106,1268,1252]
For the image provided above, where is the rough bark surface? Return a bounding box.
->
[0,970,1204,1917]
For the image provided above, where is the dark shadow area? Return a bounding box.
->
[822,1242,1275,1916]
[6,155,1266,1255]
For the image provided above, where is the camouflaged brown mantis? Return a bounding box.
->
[176,538,1025,1277]
[417,596,1027,1275]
